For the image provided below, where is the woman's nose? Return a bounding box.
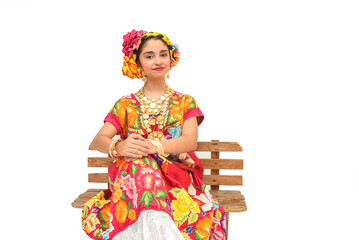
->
[154,55,161,64]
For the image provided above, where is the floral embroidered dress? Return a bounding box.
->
[82,90,227,240]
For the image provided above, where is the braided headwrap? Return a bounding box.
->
[121,29,180,79]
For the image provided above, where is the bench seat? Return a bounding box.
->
[72,140,247,237]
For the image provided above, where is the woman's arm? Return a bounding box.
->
[92,117,198,159]
[91,122,117,154]
[159,117,198,154]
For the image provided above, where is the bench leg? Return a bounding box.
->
[225,211,229,238]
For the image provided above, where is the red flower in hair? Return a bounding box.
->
[122,29,147,56]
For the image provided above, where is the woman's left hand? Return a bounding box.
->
[125,139,157,162]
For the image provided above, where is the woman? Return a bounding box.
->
[81,30,227,240]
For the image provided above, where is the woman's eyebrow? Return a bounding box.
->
[143,49,168,55]
[143,51,154,55]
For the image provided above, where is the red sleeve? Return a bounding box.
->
[104,102,123,136]
[183,95,204,127]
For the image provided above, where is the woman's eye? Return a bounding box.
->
[161,53,168,57]
[145,55,153,59]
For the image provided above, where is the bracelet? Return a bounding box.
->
[109,138,124,159]
[148,139,169,157]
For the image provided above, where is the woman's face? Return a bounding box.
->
[138,39,171,81]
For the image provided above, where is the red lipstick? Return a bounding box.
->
[153,67,164,71]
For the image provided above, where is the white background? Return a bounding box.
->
[1,0,359,239]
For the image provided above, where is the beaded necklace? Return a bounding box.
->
[135,86,175,141]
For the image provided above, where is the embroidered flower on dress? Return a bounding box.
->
[115,200,128,224]
[194,187,213,212]
[220,212,227,233]
[168,126,182,138]
[135,168,163,191]
[171,188,200,221]
[113,184,123,203]
[195,216,212,239]
[211,215,226,240]
[84,215,97,233]
[120,174,138,208]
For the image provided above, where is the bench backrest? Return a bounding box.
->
[88,140,243,190]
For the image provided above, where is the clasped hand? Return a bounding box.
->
[116,134,156,162]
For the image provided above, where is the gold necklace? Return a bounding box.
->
[135,86,175,140]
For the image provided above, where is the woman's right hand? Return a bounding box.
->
[116,134,151,160]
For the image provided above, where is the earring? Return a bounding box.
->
[166,71,170,79]
[142,71,147,83]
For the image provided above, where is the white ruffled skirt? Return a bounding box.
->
[113,210,185,240]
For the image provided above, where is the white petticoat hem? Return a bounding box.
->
[112,209,185,240]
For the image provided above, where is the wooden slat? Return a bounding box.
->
[196,141,242,152]
[89,173,108,183]
[210,190,245,203]
[85,188,106,192]
[77,189,106,199]
[202,175,243,186]
[78,191,101,199]
[201,159,243,170]
[88,157,114,167]
[72,200,86,208]
[71,189,107,208]
[220,201,247,212]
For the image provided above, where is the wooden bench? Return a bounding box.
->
[72,140,247,236]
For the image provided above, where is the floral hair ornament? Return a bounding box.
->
[121,29,180,79]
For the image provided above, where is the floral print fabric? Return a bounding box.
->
[81,91,227,240]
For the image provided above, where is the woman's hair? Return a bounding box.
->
[133,33,172,67]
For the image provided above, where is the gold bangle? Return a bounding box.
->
[148,139,160,153]
[109,138,123,158]
[158,141,169,157]
[109,140,116,158]
[157,142,165,155]
[112,138,123,157]
[148,139,157,152]
[148,139,169,157]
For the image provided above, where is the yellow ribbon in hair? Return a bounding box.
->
[133,32,173,62]
[122,56,143,79]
